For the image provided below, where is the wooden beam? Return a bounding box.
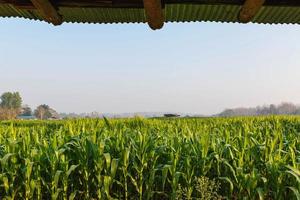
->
[29,0,62,25]
[4,0,300,10]
[238,0,265,23]
[143,0,164,30]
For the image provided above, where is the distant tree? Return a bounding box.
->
[0,92,22,119]
[34,105,59,120]
[219,109,235,117]
[48,108,60,119]
[60,112,80,119]
[269,104,278,115]
[218,102,300,117]
[34,105,51,120]
[295,108,300,115]
[20,105,32,116]
[258,106,271,115]
[0,92,22,109]
[277,102,297,115]
[0,107,20,120]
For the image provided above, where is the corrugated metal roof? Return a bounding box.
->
[1,3,300,25]
[60,7,146,24]
[0,4,41,20]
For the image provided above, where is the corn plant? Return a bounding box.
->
[0,116,299,199]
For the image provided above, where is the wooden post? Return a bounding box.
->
[238,0,265,23]
[143,0,164,30]
[30,0,62,25]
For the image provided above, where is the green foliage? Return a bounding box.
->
[0,92,22,120]
[0,116,299,199]
[0,92,22,109]
[177,176,222,200]
[34,104,58,120]
[20,105,32,116]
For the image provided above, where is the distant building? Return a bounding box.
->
[164,114,180,118]
[17,115,36,120]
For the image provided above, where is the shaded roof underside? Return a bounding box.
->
[1,0,300,25]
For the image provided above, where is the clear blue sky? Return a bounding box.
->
[1,18,300,115]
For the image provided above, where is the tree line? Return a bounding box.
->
[0,92,59,120]
[218,102,300,117]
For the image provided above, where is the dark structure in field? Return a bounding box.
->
[164,113,180,118]
[1,0,300,30]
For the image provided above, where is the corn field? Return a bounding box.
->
[0,116,299,199]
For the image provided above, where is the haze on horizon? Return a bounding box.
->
[1,19,300,115]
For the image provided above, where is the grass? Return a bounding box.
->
[0,116,299,199]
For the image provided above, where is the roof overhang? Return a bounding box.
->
[1,0,300,29]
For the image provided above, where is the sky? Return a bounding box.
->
[1,19,300,115]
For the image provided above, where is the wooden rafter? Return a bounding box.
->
[3,0,300,10]
[29,0,62,25]
[238,0,265,23]
[143,0,164,30]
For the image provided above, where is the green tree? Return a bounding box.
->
[0,92,22,109]
[34,104,52,120]
[21,105,32,116]
[0,92,22,119]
